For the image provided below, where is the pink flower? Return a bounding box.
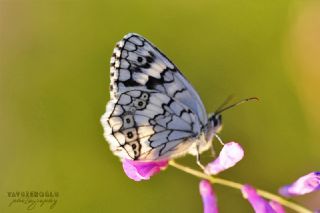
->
[199,180,219,213]
[279,172,320,197]
[269,201,286,213]
[122,159,169,181]
[205,142,244,175]
[242,184,286,213]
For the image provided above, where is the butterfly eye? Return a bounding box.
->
[128,107,136,113]
[130,141,140,157]
[137,56,145,64]
[122,128,137,142]
[127,132,133,138]
[131,143,137,149]
[140,92,149,100]
[134,99,147,109]
[122,114,134,128]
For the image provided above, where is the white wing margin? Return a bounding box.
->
[101,89,202,161]
[109,33,208,126]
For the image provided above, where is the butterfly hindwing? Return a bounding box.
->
[101,89,202,161]
[109,33,208,126]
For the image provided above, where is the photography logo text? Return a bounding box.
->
[7,191,59,210]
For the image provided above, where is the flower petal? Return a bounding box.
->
[279,171,320,197]
[205,142,244,175]
[242,184,285,213]
[199,180,219,213]
[122,159,169,181]
[269,201,286,213]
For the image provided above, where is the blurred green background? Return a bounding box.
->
[1,0,319,212]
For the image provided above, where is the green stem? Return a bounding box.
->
[169,160,312,213]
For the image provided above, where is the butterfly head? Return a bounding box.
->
[205,113,222,142]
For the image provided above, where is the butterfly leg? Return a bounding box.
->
[215,134,225,146]
[210,144,215,157]
[196,145,205,170]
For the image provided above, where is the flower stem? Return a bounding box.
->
[169,160,312,213]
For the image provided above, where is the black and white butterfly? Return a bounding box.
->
[101,33,223,162]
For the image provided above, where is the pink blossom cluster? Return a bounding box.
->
[122,142,319,213]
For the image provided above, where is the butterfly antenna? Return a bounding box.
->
[215,95,235,113]
[214,97,259,114]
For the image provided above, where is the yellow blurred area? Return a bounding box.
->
[286,1,320,156]
[284,2,320,208]
[0,0,319,212]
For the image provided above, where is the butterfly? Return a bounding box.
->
[101,33,223,162]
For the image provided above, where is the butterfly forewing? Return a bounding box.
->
[109,33,208,126]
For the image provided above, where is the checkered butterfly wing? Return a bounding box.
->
[109,33,207,126]
[101,33,207,160]
[101,89,202,160]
